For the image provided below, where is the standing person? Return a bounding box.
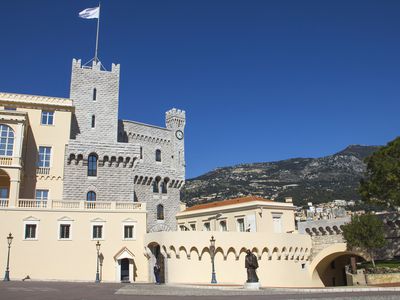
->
[245,249,259,283]
[153,262,161,284]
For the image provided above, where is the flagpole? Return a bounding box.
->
[94,3,101,62]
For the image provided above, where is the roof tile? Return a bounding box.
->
[184,196,274,212]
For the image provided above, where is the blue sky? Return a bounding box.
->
[0,1,399,178]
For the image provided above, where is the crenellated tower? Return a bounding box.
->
[69,59,120,143]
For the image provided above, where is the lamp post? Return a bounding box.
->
[95,241,101,283]
[3,233,13,282]
[210,236,217,284]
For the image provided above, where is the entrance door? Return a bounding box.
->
[121,258,130,282]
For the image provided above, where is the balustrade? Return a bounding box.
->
[0,156,21,166]
[36,167,50,175]
[8,199,144,211]
[0,198,9,207]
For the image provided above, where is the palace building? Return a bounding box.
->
[0,58,362,287]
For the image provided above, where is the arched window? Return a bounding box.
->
[93,88,97,101]
[0,125,14,156]
[88,154,98,176]
[161,179,168,194]
[155,149,161,162]
[153,177,160,193]
[91,115,96,128]
[87,191,96,201]
[157,204,164,220]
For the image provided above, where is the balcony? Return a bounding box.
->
[0,156,21,167]
[36,167,50,175]
[0,199,145,211]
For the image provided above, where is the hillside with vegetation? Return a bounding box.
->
[181,145,381,207]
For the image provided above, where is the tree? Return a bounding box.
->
[359,136,400,208]
[342,214,386,268]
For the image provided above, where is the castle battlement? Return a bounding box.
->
[166,108,186,119]
[71,58,120,73]
[166,108,186,129]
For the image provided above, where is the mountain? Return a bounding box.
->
[181,145,381,207]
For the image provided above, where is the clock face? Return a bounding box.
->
[175,130,184,140]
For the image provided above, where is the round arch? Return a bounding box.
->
[0,169,10,202]
[309,243,368,287]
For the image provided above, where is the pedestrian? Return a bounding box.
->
[154,262,161,284]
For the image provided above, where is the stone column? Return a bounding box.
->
[8,179,20,207]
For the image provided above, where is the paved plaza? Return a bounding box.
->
[0,281,399,300]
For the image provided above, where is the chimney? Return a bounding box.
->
[285,197,293,203]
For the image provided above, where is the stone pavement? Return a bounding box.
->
[1,281,400,300]
[116,282,400,296]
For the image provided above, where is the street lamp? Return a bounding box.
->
[95,241,101,283]
[3,233,13,282]
[210,236,217,284]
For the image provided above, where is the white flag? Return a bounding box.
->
[79,7,99,19]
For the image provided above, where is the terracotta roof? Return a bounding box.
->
[184,196,274,212]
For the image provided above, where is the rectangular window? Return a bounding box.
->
[220,221,227,232]
[92,225,103,239]
[272,215,282,233]
[237,218,245,232]
[25,224,37,239]
[4,107,16,111]
[203,222,211,231]
[41,111,54,125]
[59,224,70,239]
[38,146,51,167]
[0,188,9,199]
[35,190,49,201]
[124,225,134,239]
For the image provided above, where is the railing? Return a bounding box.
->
[52,200,80,209]
[85,201,111,210]
[12,199,145,211]
[36,167,50,175]
[0,157,12,166]
[0,156,21,167]
[0,198,9,207]
[115,202,143,210]
[18,199,48,208]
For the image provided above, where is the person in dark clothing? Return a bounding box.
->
[153,263,161,284]
[245,249,259,282]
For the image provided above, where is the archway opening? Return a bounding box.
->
[313,252,365,287]
[148,243,165,284]
[0,169,10,205]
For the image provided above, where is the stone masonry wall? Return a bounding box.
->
[69,59,120,144]
[63,141,140,201]
[63,59,186,232]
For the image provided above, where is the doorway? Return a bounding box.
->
[120,258,130,282]
[148,243,165,283]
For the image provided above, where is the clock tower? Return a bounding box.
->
[166,108,186,177]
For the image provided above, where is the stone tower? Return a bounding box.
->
[64,58,186,233]
[69,59,120,143]
[166,108,186,178]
